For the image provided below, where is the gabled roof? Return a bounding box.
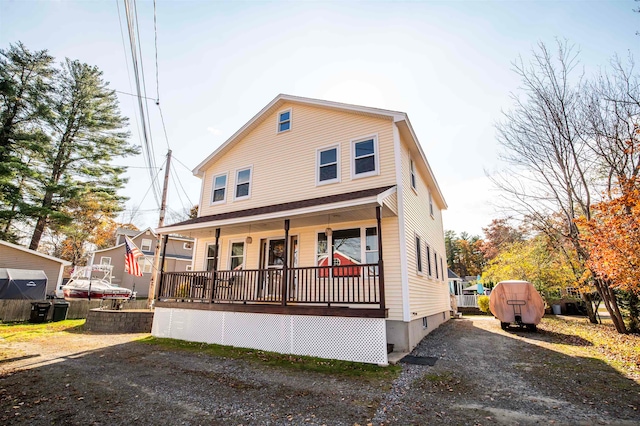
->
[92,227,193,255]
[192,94,446,209]
[448,268,461,280]
[0,240,71,266]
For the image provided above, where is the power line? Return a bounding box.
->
[114,89,156,101]
[153,0,160,102]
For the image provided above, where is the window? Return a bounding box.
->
[422,317,428,329]
[205,243,218,271]
[434,250,439,279]
[100,257,111,265]
[426,245,432,276]
[229,241,244,270]
[365,227,379,275]
[317,227,378,277]
[139,257,153,274]
[183,242,193,250]
[235,167,252,200]
[440,256,445,282]
[211,173,227,204]
[352,136,378,178]
[317,146,339,184]
[141,238,152,251]
[277,109,291,133]
[410,159,417,190]
[429,191,434,217]
[415,235,423,273]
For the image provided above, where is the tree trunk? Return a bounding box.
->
[581,292,597,324]
[29,190,53,250]
[593,278,627,333]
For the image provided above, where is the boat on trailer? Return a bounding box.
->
[62,265,132,300]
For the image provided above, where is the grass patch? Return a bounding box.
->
[140,336,400,381]
[538,316,640,381]
[0,319,85,342]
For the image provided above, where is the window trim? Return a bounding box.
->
[141,238,152,252]
[277,108,292,133]
[316,144,341,186]
[410,158,417,192]
[426,244,432,277]
[210,172,228,205]
[100,257,111,265]
[351,134,379,179]
[183,242,193,250]
[429,191,434,217]
[140,257,153,274]
[415,234,423,275]
[434,250,439,280]
[205,243,218,271]
[315,225,379,270]
[228,239,246,270]
[233,165,253,201]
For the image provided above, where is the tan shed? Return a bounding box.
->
[489,280,545,331]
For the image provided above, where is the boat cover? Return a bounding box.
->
[489,280,545,325]
[0,268,48,300]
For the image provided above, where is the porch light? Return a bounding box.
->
[245,236,253,244]
[325,227,333,237]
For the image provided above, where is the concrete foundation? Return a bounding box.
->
[386,311,449,353]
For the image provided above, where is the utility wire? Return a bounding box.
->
[153,0,160,102]
[129,157,166,220]
[115,89,156,101]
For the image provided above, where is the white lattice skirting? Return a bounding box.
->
[151,307,388,365]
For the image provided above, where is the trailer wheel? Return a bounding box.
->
[526,324,537,332]
[500,322,509,330]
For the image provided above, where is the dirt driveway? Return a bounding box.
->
[1,317,639,425]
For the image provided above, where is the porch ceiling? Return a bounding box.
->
[157,186,397,239]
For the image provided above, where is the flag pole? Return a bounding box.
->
[148,149,171,308]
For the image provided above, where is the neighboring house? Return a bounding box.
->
[448,268,463,296]
[152,94,449,365]
[90,228,194,298]
[0,239,71,297]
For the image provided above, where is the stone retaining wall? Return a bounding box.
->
[84,309,154,333]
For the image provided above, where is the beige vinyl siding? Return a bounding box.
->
[0,245,66,295]
[383,192,398,215]
[200,103,396,217]
[398,136,450,318]
[192,217,404,320]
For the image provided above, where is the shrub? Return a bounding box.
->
[477,295,491,313]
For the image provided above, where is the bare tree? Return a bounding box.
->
[492,40,627,332]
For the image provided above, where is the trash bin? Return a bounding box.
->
[52,301,70,322]
[30,302,52,323]
[552,304,562,315]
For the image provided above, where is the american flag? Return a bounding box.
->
[124,236,144,276]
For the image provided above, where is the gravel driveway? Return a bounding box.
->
[1,316,638,425]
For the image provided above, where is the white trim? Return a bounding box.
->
[157,194,384,235]
[192,94,405,177]
[414,233,423,275]
[140,257,153,274]
[198,170,206,217]
[183,242,193,250]
[316,144,341,186]
[0,240,71,266]
[141,238,153,252]
[227,239,246,270]
[55,265,65,289]
[409,158,418,193]
[210,172,228,205]
[426,244,432,277]
[350,134,380,179]
[393,123,411,322]
[100,256,111,265]
[276,107,292,133]
[376,186,397,205]
[205,242,219,271]
[233,165,253,201]
[428,191,434,218]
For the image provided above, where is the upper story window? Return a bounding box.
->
[139,257,153,274]
[410,159,417,190]
[141,238,152,251]
[352,136,378,178]
[100,257,111,265]
[278,109,291,133]
[434,250,439,279]
[211,173,227,204]
[235,167,252,200]
[440,256,445,282]
[429,191,434,217]
[317,145,339,185]
[426,244,432,276]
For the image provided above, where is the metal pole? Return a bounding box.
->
[148,149,172,308]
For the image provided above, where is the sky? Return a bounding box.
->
[1,0,638,237]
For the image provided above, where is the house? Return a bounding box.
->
[0,239,71,297]
[151,94,449,365]
[89,228,194,298]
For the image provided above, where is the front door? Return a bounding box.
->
[263,238,284,298]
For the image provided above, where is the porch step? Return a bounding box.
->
[387,351,410,365]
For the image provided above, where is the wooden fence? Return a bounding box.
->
[0,299,150,322]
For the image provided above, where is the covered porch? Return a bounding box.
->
[154,186,397,319]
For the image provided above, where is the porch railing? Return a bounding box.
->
[158,264,381,308]
[456,294,479,308]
